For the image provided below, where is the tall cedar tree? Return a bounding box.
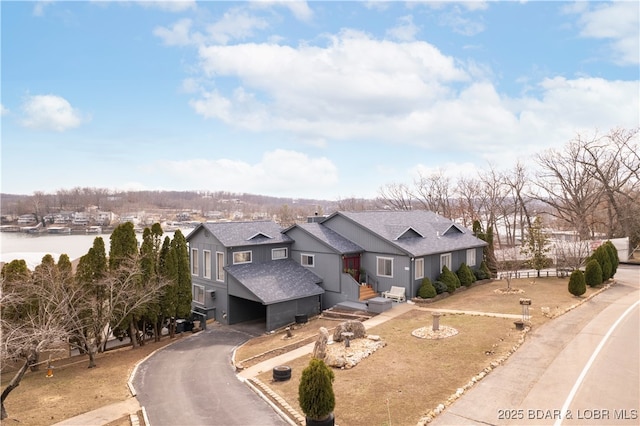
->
[520,216,552,278]
[109,222,141,347]
[139,224,164,343]
[163,230,192,336]
[473,220,497,277]
[75,237,109,366]
[298,358,336,421]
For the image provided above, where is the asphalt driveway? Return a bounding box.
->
[132,324,289,426]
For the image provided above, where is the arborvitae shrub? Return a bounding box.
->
[457,263,475,287]
[298,358,335,421]
[568,269,586,296]
[418,278,437,299]
[433,281,448,294]
[604,241,619,276]
[479,261,491,279]
[584,259,603,287]
[601,258,612,281]
[439,266,458,293]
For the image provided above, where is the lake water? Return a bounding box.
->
[0,229,193,269]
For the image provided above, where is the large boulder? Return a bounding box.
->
[332,320,366,342]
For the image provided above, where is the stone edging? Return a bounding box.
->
[416,280,616,425]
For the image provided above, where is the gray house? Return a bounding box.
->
[187,211,486,331]
[186,220,324,331]
[284,210,487,309]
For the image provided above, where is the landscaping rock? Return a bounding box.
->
[332,320,366,342]
[312,327,329,359]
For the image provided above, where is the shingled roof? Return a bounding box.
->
[187,220,292,247]
[226,259,324,304]
[326,210,487,257]
[289,222,363,254]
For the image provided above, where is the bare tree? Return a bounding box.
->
[478,165,510,248]
[455,176,482,227]
[1,265,83,420]
[376,182,413,211]
[578,128,640,242]
[553,240,591,276]
[413,169,453,217]
[533,139,603,240]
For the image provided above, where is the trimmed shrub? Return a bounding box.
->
[418,278,437,299]
[298,358,335,421]
[439,266,458,293]
[603,241,619,276]
[568,269,586,296]
[433,280,448,294]
[584,259,603,287]
[479,261,492,279]
[601,258,612,281]
[457,263,475,287]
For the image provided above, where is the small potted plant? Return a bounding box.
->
[298,358,335,426]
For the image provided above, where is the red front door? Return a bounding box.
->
[343,255,361,282]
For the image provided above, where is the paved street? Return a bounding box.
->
[132,325,289,426]
[432,265,640,426]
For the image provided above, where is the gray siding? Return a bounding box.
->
[323,216,406,256]
[267,296,320,331]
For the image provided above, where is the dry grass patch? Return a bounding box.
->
[234,317,345,368]
[1,338,175,426]
[425,277,605,323]
[258,309,524,426]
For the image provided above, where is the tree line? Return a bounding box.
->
[0,223,192,420]
[377,127,640,251]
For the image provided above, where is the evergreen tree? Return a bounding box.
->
[418,277,437,298]
[439,265,458,293]
[520,216,552,277]
[456,263,475,287]
[473,220,497,277]
[139,224,165,342]
[568,269,586,296]
[109,222,138,271]
[603,241,619,277]
[161,230,192,336]
[584,259,603,287]
[298,358,336,422]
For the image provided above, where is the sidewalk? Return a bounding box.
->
[237,301,414,380]
[52,398,142,426]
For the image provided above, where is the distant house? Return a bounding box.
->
[186,210,487,331]
[186,221,324,331]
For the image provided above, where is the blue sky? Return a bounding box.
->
[1,1,638,200]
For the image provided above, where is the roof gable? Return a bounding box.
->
[188,220,291,247]
[395,226,424,240]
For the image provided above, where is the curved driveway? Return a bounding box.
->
[133,325,289,426]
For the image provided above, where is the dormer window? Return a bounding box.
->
[395,227,424,240]
[247,232,272,240]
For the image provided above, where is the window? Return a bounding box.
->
[377,257,393,278]
[440,253,452,272]
[272,248,288,260]
[203,250,211,279]
[466,249,476,267]
[301,254,314,267]
[192,285,205,304]
[415,258,424,280]
[233,250,252,264]
[216,252,225,282]
[191,248,199,276]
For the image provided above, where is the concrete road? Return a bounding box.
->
[133,325,289,426]
[432,264,639,426]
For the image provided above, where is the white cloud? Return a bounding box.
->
[0,104,9,115]
[33,0,54,17]
[206,8,269,45]
[184,28,638,168]
[572,1,639,66]
[386,15,419,42]
[136,0,196,12]
[153,18,197,46]
[148,149,339,198]
[251,0,314,22]
[20,94,85,132]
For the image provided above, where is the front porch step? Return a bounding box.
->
[322,305,375,321]
[359,285,378,301]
